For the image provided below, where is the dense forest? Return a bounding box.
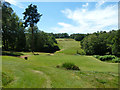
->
[81,30,120,56]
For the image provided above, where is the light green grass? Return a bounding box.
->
[57,39,83,55]
[2,38,119,88]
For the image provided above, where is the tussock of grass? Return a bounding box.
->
[2,72,14,87]
[62,62,80,70]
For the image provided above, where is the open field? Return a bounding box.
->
[2,39,118,88]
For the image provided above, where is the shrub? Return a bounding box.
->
[56,65,60,68]
[112,58,120,63]
[2,51,23,56]
[62,62,80,70]
[95,55,116,61]
[93,55,120,63]
[93,55,100,58]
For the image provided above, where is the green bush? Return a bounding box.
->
[2,51,23,56]
[98,55,115,61]
[93,55,99,58]
[93,55,120,63]
[112,58,120,63]
[62,62,80,70]
[94,55,116,61]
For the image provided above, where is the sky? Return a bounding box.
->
[5,0,118,34]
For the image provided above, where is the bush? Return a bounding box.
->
[93,55,99,58]
[112,58,120,63]
[93,55,120,63]
[2,51,23,56]
[77,49,86,55]
[62,62,80,70]
[94,55,116,61]
[98,55,115,61]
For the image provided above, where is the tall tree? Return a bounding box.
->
[2,2,13,50]
[23,4,42,53]
[112,30,120,56]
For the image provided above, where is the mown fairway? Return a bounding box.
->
[56,39,83,55]
[2,39,118,88]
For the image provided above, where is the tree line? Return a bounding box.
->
[81,30,120,56]
[51,33,86,41]
[52,30,120,56]
[2,2,60,53]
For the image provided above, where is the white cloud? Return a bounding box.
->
[52,4,118,34]
[58,22,72,27]
[96,0,106,8]
[5,0,24,8]
[82,3,89,7]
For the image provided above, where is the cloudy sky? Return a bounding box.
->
[5,0,118,34]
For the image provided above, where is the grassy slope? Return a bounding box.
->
[57,39,82,55]
[2,39,118,88]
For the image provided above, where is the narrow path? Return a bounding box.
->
[32,70,51,88]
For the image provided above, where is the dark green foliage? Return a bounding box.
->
[2,2,59,53]
[112,58,120,63]
[2,2,26,51]
[93,55,120,63]
[23,4,42,28]
[23,4,42,53]
[2,51,23,56]
[2,72,14,86]
[112,30,120,56]
[70,34,86,41]
[81,34,107,55]
[98,55,115,61]
[26,26,60,53]
[53,33,69,38]
[62,62,80,70]
[81,30,119,56]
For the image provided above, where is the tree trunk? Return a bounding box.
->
[31,26,34,54]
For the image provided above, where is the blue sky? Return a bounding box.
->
[5,0,118,34]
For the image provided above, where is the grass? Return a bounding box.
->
[56,38,83,55]
[2,38,119,88]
